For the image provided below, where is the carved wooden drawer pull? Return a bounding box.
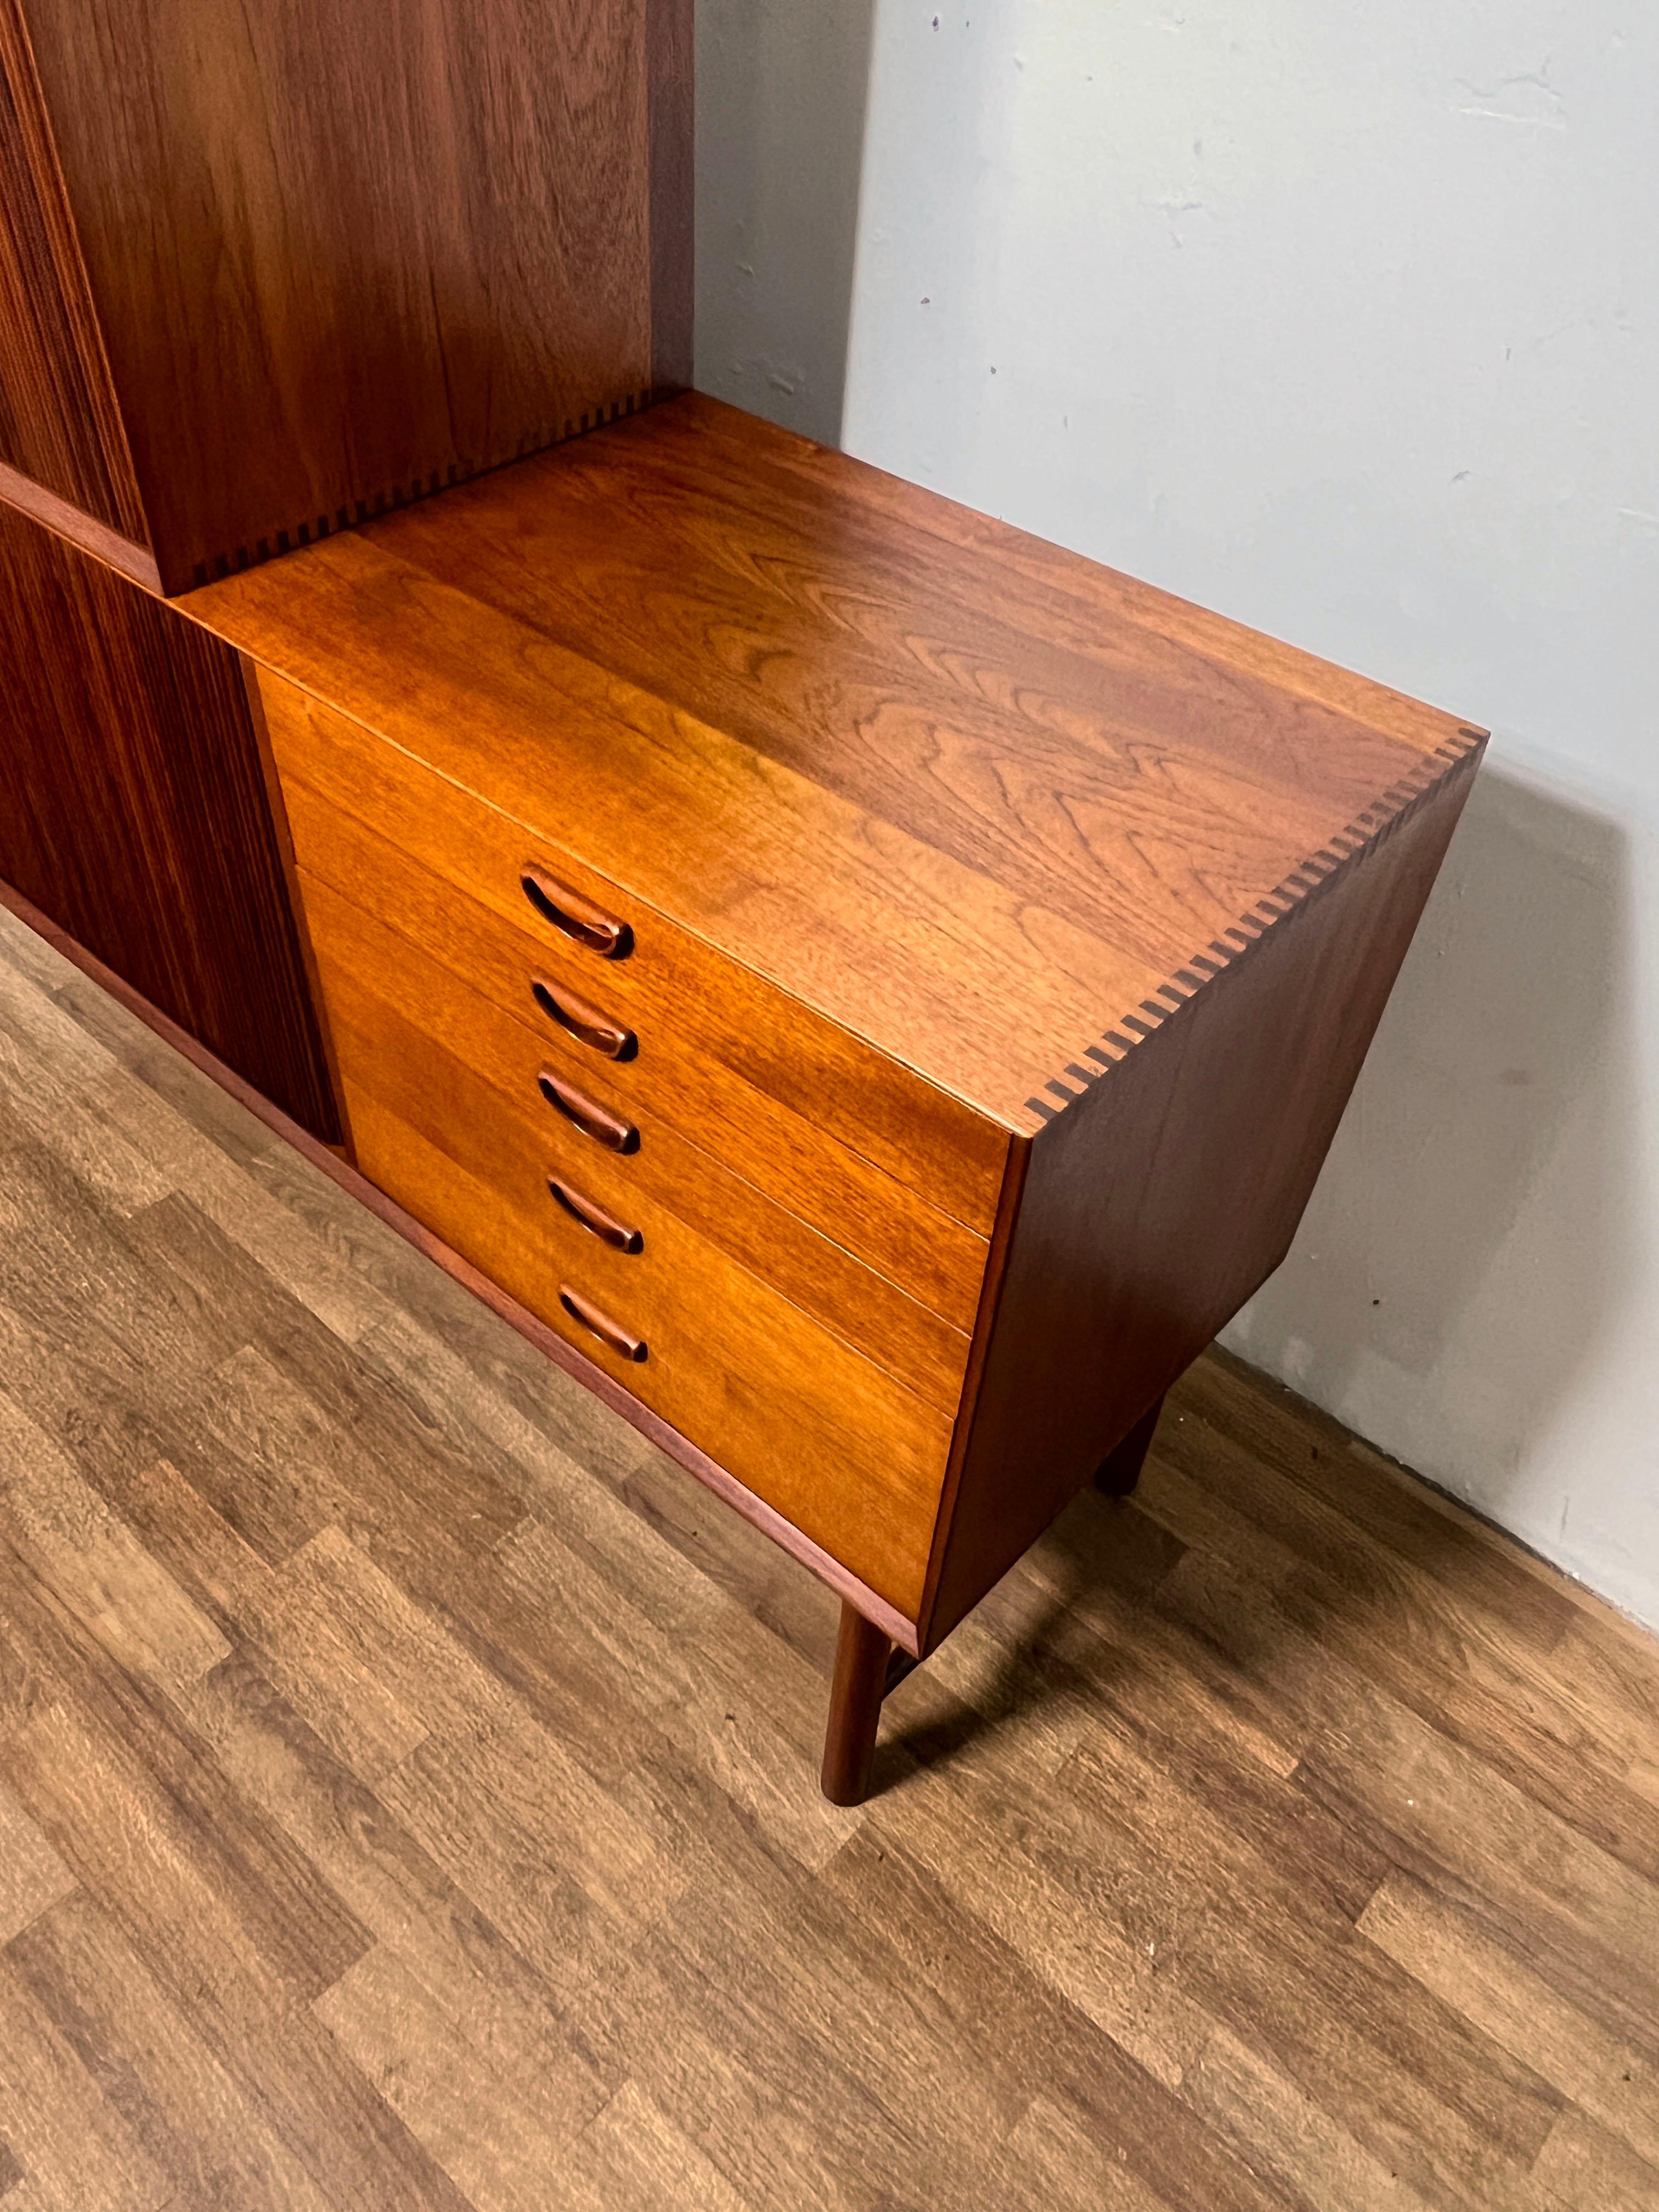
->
[548,1175,644,1254]
[558,1284,647,1362]
[520,866,634,959]
[537,1068,640,1153]
[531,974,637,1060]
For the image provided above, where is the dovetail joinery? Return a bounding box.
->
[187,387,661,590]
[1024,727,1488,1126]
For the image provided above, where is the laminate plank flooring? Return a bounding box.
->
[1,898,1656,2212]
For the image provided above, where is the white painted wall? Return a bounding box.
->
[697,2,1659,1628]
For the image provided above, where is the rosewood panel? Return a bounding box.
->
[0,0,146,546]
[14,0,692,594]
[0,496,339,1137]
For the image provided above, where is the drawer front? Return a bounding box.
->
[300,868,975,1413]
[315,949,953,1619]
[273,718,990,1335]
[258,669,1007,1239]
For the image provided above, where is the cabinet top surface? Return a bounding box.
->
[185,393,1482,1131]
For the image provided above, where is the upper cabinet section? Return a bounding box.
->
[0,0,691,594]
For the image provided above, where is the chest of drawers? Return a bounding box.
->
[180,392,1483,1802]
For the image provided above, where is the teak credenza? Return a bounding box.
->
[156,392,1486,1803]
[0,0,1481,1802]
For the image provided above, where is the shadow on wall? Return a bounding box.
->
[1226,763,1637,1520]
[695,0,878,446]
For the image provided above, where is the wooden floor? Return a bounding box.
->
[2,902,1657,2212]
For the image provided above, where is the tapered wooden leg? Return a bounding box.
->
[821,1602,893,1806]
[1094,1393,1165,1497]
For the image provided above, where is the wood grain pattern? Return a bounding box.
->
[272,757,984,1342]
[0,453,159,590]
[0,0,146,547]
[211,400,1487,1673]
[316,949,954,1620]
[258,664,1006,1240]
[0,494,339,1139]
[3,895,1658,2211]
[292,861,977,1411]
[1020,721,1485,1116]
[11,0,690,593]
[189,394,1482,1131]
[923,751,1482,1648]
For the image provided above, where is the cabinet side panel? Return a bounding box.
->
[0,499,340,1138]
[20,0,674,592]
[648,0,693,393]
[923,759,1480,1648]
[0,0,147,543]
[241,658,358,1163]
